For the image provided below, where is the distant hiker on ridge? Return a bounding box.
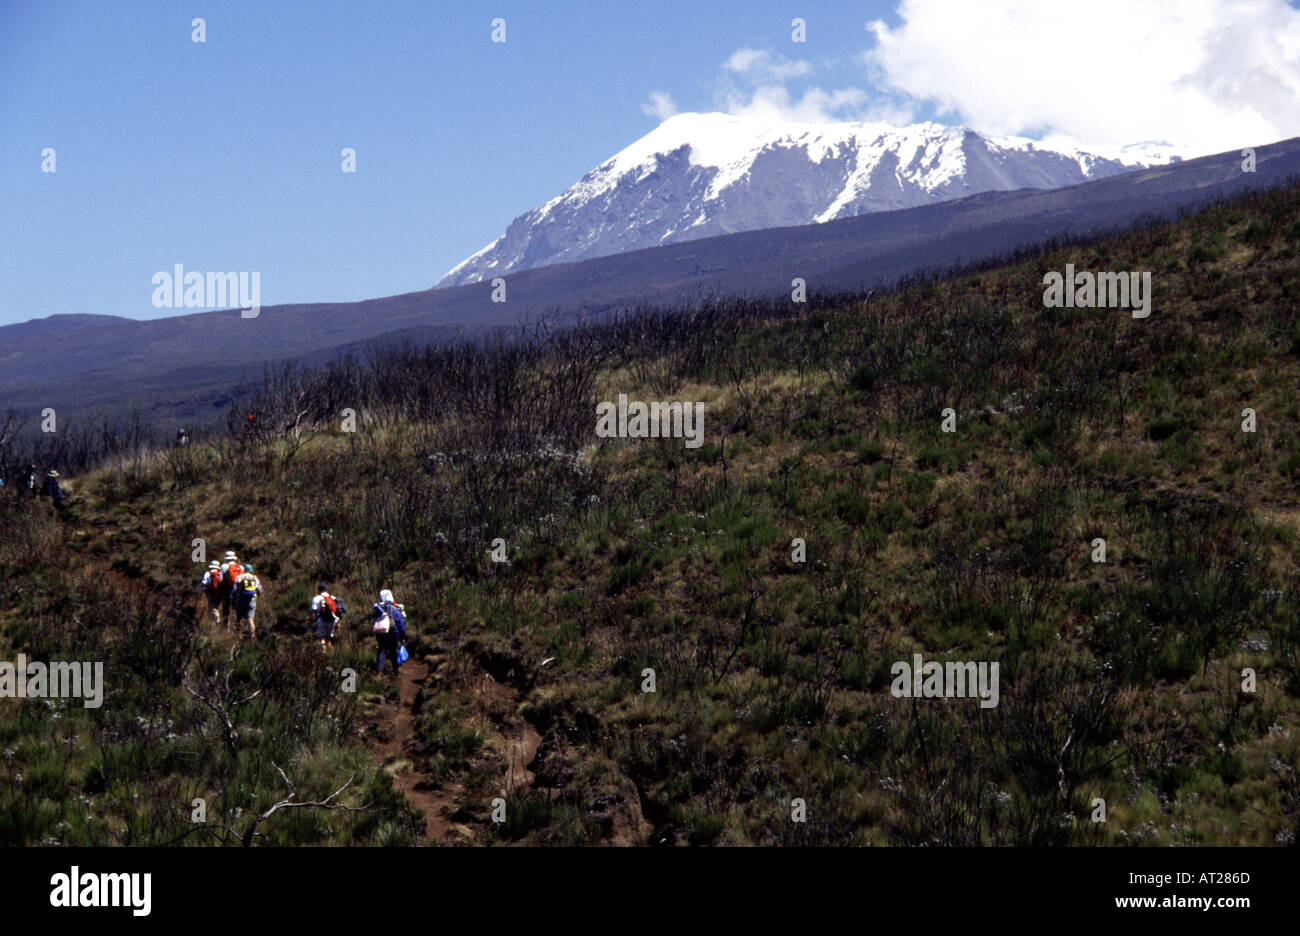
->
[41,470,64,510]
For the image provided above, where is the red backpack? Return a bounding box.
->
[224,563,244,588]
[322,594,338,617]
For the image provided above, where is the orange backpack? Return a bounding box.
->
[322,594,338,617]
[224,563,244,588]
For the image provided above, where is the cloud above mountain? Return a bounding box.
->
[724,48,813,81]
[866,0,1300,157]
[664,0,1300,156]
[722,85,874,124]
[642,91,679,121]
[712,47,896,125]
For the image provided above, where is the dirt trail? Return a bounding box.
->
[364,654,544,845]
[365,658,461,844]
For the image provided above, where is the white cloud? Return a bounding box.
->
[866,0,1300,156]
[717,46,892,124]
[724,47,813,81]
[641,91,679,121]
[722,84,873,123]
[725,48,768,73]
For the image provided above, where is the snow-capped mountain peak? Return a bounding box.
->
[436,112,1177,288]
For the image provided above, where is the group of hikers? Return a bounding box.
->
[200,551,263,638]
[198,552,408,674]
[310,584,409,674]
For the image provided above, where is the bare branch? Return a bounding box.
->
[240,773,369,847]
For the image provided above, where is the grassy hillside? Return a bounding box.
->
[3,183,1299,846]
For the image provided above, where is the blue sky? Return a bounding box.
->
[3,0,1298,326]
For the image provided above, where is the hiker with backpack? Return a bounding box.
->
[372,588,407,677]
[218,551,244,629]
[311,584,345,650]
[200,559,222,624]
[22,464,37,497]
[231,563,262,640]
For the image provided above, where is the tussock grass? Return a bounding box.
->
[4,183,1300,844]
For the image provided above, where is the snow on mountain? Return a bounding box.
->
[436,112,1179,287]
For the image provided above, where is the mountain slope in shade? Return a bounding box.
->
[3,135,1295,430]
[437,112,1178,286]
